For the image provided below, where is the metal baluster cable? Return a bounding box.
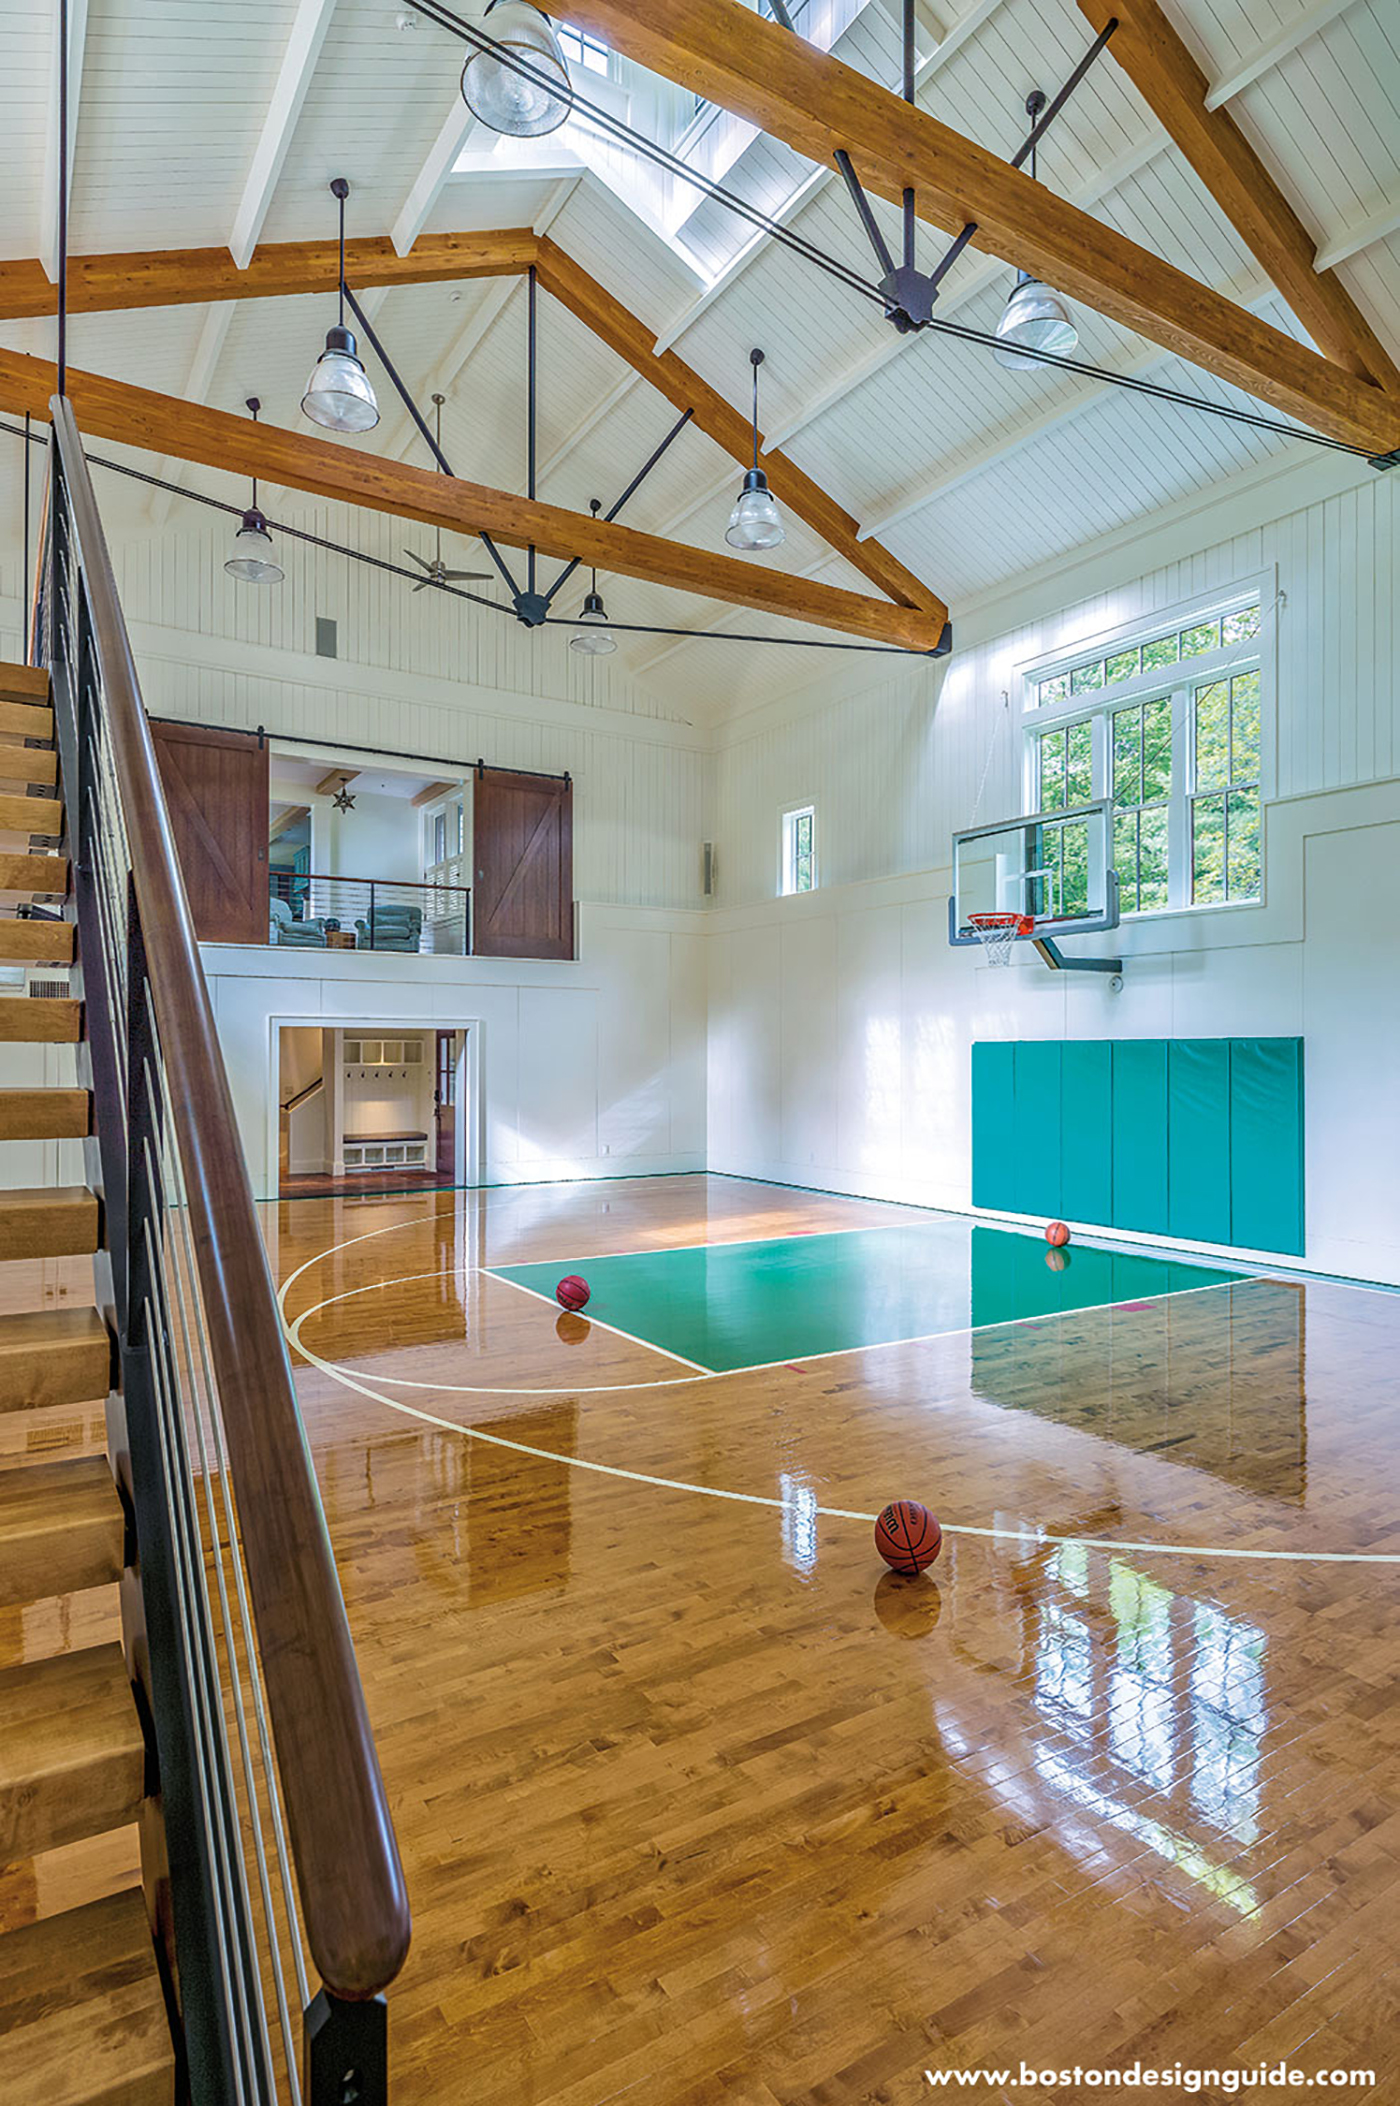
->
[138,1174,272,2104]
[135,1255,260,2106]
[151,1051,311,2084]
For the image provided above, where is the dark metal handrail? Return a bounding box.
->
[45,398,410,2011]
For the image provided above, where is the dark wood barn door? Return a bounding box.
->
[472,767,573,960]
[151,723,269,944]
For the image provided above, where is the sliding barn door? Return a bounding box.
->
[472,767,574,960]
[151,723,269,944]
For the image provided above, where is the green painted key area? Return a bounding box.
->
[492,1222,1244,1375]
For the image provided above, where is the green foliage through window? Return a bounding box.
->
[1191,670,1261,905]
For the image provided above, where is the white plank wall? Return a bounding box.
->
[103,504,711,912]
[712,469,1400,907]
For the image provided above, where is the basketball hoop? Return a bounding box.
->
[966,911,1033,967]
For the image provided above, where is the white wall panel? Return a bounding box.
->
[708,465,1400,1279]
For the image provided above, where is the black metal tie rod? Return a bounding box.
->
[834,16,1118,331]
[340,282,523,604]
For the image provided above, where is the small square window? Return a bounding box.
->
[781,806,815,896]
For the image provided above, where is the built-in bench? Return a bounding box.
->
[341,1131,429,1171]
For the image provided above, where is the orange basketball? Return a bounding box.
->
[556,1274,590,1311]
[1046,1221,1071,1247]
[874,1500,943,1576]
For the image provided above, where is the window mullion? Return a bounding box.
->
[1169,684,1190,911]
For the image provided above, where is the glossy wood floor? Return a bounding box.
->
[256,1181,1400,2095]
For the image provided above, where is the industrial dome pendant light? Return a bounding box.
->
[570,499,617,655]
[461,1,573,138]
[725,349,785,553]
[993,91,1078,371]
[301,179,381,433]
[225,399,284,584]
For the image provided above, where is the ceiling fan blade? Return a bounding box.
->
[403,549,431,572]
[413,578,432,592]
[441,569,493,583]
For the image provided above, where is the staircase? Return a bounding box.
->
[0,662,174,2104]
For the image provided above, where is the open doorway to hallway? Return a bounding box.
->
[277,1022,470,1197]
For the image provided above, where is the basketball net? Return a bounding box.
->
[966,911,1033,967]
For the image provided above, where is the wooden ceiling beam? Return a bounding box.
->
[1074,0,1400,392]
[0,350,946,650]
[0,230,541,323]
[0,229,946,621]
[560,0,1400,454]
[533,240,943,618]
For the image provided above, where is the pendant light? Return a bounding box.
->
[993,91,1078,371]
[725,349,784,552]
[570,499,617,655]
[225,399,284,584]
[301,178,380,433]
[461,2,573,138]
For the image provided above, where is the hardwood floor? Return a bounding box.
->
[265,1176,1400,2100]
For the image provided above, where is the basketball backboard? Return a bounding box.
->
[949,799,1120,947]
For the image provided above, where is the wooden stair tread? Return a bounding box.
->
[0,746,58,787]
[0,1642,142,1861]
[0,1086,89,1139]
[0,1307,109,1412]
[0,853,67,896]
[0,791,62,837]
[0,702,54,745]
[0,1455,123,1609]
[0,664,49,708]
[0,1187,100,1261]
[0,1887,173,2106]
[0,995,81,1044]
[0,919,75,965]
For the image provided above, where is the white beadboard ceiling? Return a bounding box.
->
[0,0,1395,725]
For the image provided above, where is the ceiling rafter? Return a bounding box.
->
[532,238,942,618]
[763,131,1171,454]
[0,346,945,649]
[1203,0,1361,111]
[230,0,340,268]
[548,0,1008,491]
[3,221,946,622]
[1074,0,1399,391]
[390,102,482,258]
[858,271,1275,543]
[559,0,1400,453]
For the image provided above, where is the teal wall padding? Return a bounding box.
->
[971,1036,1305,1255]
[1111,1039,1170,1235]
[1168,1039,1232,1245]
[1230,1039,1305,1255]
[1061,1041,1113,1226]
[1014,1042,1063,1218]
[971,1041,1016,1210]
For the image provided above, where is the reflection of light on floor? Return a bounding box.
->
[779,1471,819,1577]
[1033,1746,1258,1917]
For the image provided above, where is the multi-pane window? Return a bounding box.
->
[1112,696,1172,913]
[1191,668,1261,905]
[557,23,610,72]
[781,805,815,895]
[1024,594,1264,916]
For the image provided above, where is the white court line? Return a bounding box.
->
[289,1261,1258,1394]
[486,1270,714,1374]
[285,1305,1400,1567]
[281,1235,1400,1566]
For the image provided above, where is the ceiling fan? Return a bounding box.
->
[404,393,491,590]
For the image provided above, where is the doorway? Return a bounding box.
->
[275,1023,471,1198]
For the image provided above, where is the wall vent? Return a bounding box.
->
[702,841,716,897]
[315,617,338,658]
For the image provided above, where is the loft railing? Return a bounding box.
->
[36,396,410,2104]
[269,870,471,955]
